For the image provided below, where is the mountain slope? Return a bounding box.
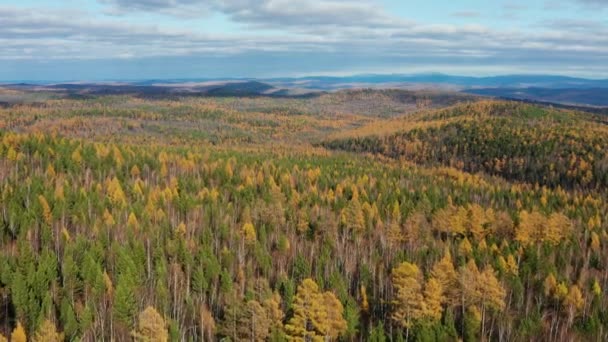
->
[323,101,608,190]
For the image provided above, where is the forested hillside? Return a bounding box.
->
[0,94,607,341]
[324,101,608,190]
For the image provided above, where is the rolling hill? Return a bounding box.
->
[323,101,608,190]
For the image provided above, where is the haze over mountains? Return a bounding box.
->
[2,73,608,108]
[268,73,608,90]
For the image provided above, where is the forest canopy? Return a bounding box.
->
[0,92,607,341]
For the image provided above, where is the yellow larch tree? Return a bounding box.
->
[54,181,64,201]
[430,251,459,306]
[591,232,601,252]
[345,195,365,235]
[361,285,369,313]
[478,266,506,311]
[467,203,487,241]
[563,284,586,325]
[506,254,518,275]
[132,306,168,342]
[451,206,468,236]
[71,148,82,166]
[103,208,115,226]
[432,206,455,236]
[239,300,272,341]
[401,212,424,247]
[38,194,52,225]
[296,209,309,234]
[130,164,141,178]
[285,278,346,341]
[112,145,124,167]
[391,262,424,337]
[515,210,543,245]
[108,177,127,208]
[546,212,571,245]
[459,237,473,256]
[32,319,64,342]
[45,164,56,179]
[263,292,285,334]
[127,212,139,230]
[461,261,506,311]
[241,223,257,245]
[555,283,569,301]
[422,277,444,322]
[517,210,571,246]
[592,279,602,297]
[460,260,482,308]
[322,292,348,340]
[11,322,27,342]
[544,274,558,297]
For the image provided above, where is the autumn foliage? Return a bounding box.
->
[0,94,606,340]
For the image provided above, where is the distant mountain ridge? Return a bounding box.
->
[2,73,608,107]
[466,87,608,107]
[267,73,608,89]
[3,73,608,89]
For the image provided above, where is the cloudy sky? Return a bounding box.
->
[1,0,607,80]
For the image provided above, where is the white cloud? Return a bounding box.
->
[0,1,607,77]
[100,0,402,28]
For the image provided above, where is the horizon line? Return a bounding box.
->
[2,72,608,84]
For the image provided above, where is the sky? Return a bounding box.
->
[1,0,607,81]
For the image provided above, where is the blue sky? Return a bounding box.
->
[1,0,607,80]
